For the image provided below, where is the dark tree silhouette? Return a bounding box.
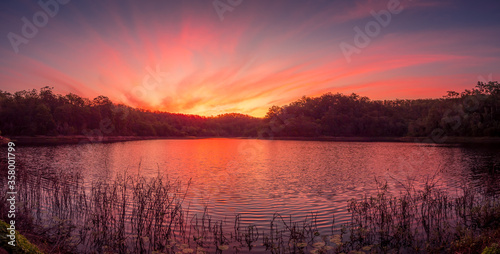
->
[0,82,499,138]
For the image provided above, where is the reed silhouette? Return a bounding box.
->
[1,162,499,253]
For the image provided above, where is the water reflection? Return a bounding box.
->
[18,139,500,228]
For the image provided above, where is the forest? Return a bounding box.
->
[0,81,499,139]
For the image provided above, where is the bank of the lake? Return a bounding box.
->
[4,135,500,146]
[2,135,204,146]
[0,220,44,254]
[0,136,10,145]
[275,136,500,144]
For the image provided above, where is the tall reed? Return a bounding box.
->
[0,161,499,253]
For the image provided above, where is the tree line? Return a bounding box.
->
[0,87,260,137]
[262,81,500,137]
[0,81,499,138]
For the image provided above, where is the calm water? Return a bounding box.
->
[18,139,500,230]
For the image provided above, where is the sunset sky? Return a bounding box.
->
[1,0,499,117]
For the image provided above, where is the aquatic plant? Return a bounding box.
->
[0,161,499,253]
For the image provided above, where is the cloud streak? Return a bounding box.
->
[0,0,499,117]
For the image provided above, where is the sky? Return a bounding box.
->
[0,0,499,117]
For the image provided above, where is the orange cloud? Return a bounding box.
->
[0,1,498,118]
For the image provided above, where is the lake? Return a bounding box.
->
[17,138,500,233]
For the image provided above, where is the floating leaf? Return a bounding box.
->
[196,247,206,254]
[329,235,342,245]
[218,245,229,251]
[296,242,308,248]
[312,242,326,248]
[362,245,373,251]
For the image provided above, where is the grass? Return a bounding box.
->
[346,177,500,253]
[0,219,44,254]
[0,162,499,253]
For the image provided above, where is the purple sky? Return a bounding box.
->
[1,0,499,116]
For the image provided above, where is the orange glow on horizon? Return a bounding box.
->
[1,1,499,117]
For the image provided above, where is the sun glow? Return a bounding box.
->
[1,1,499,117]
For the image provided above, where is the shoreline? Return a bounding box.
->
[272,136,500,144]
[2,135,500,146]
[2,135,204,146]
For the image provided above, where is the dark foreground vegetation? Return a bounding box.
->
[1,162,499,253]
[0,81,499,139]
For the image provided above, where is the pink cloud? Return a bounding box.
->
[1,1,497,118]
